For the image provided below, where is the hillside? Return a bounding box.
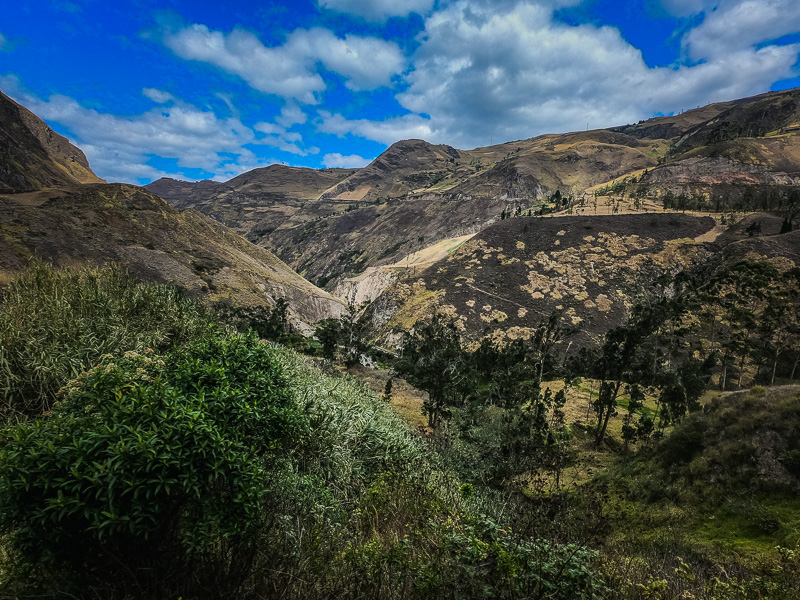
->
[0,183,346,328]
[149,88,800,287]
[146,165,354,243]
[0,89,104,192]
[362,213,718,347]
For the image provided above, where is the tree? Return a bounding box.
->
[591,303,667,445]
[314,306,370,366]
[395,314,472,429]
[755,267,800,384]
[316,318,342,361]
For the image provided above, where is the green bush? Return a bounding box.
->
[0,334,304,598]
[0,261,217,419]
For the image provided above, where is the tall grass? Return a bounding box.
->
[0,263,606,599]
[0,261,217,419]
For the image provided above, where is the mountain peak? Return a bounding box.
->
[0,89,104,192]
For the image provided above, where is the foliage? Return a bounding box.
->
[447,384,570,489]
[395,313,472,428]
[0,334,304,597]
[0,328,607,599]
[314,307,370,365]
[0,261,217,420]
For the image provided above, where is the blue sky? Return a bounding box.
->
[1,0,799,184]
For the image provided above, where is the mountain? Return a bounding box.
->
[148,88,800,289]
[0,92,347,328]
[634,89,800,199]
[0,89,104,192]
[0,184,347,328]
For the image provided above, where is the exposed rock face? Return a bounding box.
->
[332,267,401,307]
[645,157,800,187]
[0,89,104,191]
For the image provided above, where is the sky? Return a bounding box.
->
[1,0,799,185]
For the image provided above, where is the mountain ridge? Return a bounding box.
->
[146,87,800,288]
[0,89,104,191]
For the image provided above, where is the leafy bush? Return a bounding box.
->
[0,261,217,419]
[0,334,304,598]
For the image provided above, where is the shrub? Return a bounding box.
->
[0,334,304,598]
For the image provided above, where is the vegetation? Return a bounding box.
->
[0,261,216,421]
[315,307,371,365]
[0,263,607,599]
[1,252,799,599]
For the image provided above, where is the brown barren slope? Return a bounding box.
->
[0,184,347,328]
[0,89,104,192]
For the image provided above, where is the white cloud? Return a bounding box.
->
[319,111,435,145]
[318,0,435,21]
[276,102,307,127]
[157,23,406,102]
[325,0,799,150]
[142,88,175,103]
[0,75,278,183]
[682,0,800,61]
[323,152,371,168]
[254,120,320,156]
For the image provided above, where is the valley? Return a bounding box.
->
[1,84,800,599]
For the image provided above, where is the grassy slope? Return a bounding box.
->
[365,212,716,347]
[599,385,800,562]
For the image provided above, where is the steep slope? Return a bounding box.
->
[146,165,354,241]
[363,213,718,347]
[0,184,347,328]
[319,139,462,201]
[150,134,667,286]
[0,89,104,191]
[636,89,800,199]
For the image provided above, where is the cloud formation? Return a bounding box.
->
[0,76,291,183]
[350,0,799,149]
[318,111,434,145]
[682,0,800,61]
[158,23,406,103]
[322,152,371,168]
[318,0,434,21]
[5,0,799,184]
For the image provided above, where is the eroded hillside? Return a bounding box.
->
[0,89,104,191]
[363,213,718,347]
[148,88,800,288]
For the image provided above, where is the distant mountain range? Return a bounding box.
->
[3,85,799,344]
[147,88,800,290]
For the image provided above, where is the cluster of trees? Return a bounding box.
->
[315,308,371,366]
[661,190,711,212]
[657,185,800,226]
[391,259,800,466]
[392,313,574,488]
